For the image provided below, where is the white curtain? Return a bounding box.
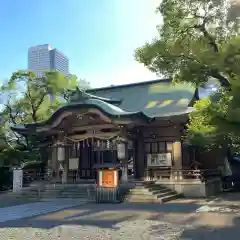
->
[224,157,232,177]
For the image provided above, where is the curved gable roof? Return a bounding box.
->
[87,79,196,117]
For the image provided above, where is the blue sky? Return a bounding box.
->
[0,0,160,88]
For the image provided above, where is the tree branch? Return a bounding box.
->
[209,70,231,88]
[34,94,45,112]
[5,104,18,124]
[194,19,219,53]
[26,84,38,122]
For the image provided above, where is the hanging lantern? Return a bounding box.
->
[56,141,65,162]
[107,140,110,149]
[117,141,125,160]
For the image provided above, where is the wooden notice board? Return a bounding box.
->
[101,169,117,187]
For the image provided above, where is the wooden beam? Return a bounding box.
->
[44,124,119,136]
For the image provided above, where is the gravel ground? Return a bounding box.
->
[0,202,198,239]
[0,199,239,239]
[0,220,189,240]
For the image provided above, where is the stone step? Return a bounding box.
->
[43,195,88,199]
[124,183,182,204]
[126,192,181,204]
[44,190,89,195]
[133,185,148,189]
[150,188,171,195]
[44,187,88,191]
[129,189,151,194]
[148,185,168,190]
[41,193,86,196]
[42,190,89,194]
[159,193,182,203]
[42,192,88,196]
[41,193,89,198]
[45,184,95,190]
[125,198,159,203]
[125,192,157,200]
[156,190,176,198]
[126,197,157,202]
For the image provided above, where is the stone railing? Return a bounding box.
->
[144,169,221,182]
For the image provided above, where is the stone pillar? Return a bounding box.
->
[172,141,183,180]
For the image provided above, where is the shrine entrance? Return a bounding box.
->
[78,139,119,179]
[66,136,134,182]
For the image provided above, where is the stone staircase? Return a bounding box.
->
[125,182,182,203]
[1,183,96,201]
[40,184,95,201]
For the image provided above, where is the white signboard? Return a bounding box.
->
[13,169,23,192]
[147,153,172,167]
[117,143,125,159]
[57,146,65,162]
[69,158,79,170]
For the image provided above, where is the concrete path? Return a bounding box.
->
[0,199,86,223]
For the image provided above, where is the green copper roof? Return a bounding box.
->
[87,79,196,117]
[11,79,196,133]
[11,98,151,133]
[69,87,122,105]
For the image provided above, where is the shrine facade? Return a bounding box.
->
[11,79,205,184]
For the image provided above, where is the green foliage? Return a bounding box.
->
[135,0,240,150]
[135,0,239,87]
[186,83,240,150]
[0,70,83,164]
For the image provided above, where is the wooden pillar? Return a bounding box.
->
[135,131,145,179]
[121,141,129,182]
[62,145,69,184]
[51,146,61,182]
[172,140,183,179]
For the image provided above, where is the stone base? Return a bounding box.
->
[155,178,222,198]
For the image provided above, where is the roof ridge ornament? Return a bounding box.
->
[69,87,91,102]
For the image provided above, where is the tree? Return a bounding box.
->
[0,70,79,154]
[135,0,240,150]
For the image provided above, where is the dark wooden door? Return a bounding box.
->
[79,143,94,179]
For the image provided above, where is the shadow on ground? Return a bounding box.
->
[0,201,201,230]
[180,215,240,239]
[0,199,240,239]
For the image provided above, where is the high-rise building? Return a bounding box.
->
[28,44,69,77]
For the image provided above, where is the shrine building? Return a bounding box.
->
[11,78,222,190]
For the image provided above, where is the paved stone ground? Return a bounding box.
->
[0,199,86,222]
[0,198,40,208]
[0,197,239,239]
